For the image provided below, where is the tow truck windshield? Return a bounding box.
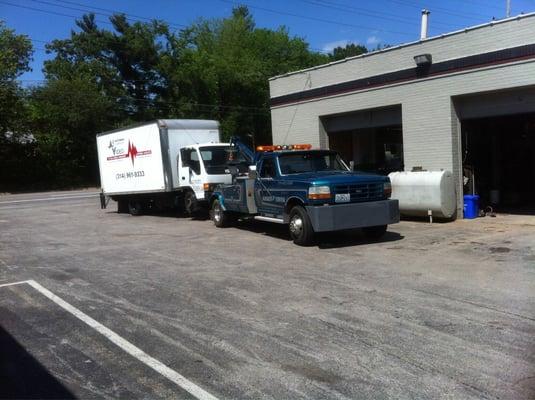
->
[199,146,231,174]
[278,151,349,174]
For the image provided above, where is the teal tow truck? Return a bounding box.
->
[209,138,400,245]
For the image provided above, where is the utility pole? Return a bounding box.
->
[506,0,511,17]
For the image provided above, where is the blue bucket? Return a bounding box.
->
[463,195,480,219]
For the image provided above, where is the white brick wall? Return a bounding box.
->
[270,61,535,216]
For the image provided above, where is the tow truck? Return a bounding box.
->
[209,138,400,245]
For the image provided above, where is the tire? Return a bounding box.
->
[288,206,315,246]
[362,225,387,240]
[184,191,198,216]
[117,199,129,214]
[211,199,233,227]
[128,200,143,216]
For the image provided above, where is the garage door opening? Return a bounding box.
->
[323,106,403,175]
[462,112,535,214]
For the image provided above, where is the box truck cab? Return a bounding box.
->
[178,143,232,212]
[96,119,232,215]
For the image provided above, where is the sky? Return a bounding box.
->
[2,0,535,84]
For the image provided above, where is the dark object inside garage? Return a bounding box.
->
[462,112,535,214]
[323,105,403,175]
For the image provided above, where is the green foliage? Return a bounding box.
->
[0,21,34,190]
[0,21,32,81]
[0,20,32,136]
[328,43,368,61]
[161,7,328,143]
[2,8,366,190]
[28,77,118,184]
[44,13,169,122]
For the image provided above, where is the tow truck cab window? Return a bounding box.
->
[260,158,277,179]
[181,148,201,175]
[278,151,348,174]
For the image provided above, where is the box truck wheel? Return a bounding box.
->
[128,200,143,216]
[362,225,387,240]
[184,191,199,216]
[289,206,315,246]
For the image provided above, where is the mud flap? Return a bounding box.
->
[100,192,108,209]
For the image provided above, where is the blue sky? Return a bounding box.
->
[2,0,535,83]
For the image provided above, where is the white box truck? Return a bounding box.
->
[96,119,232,215]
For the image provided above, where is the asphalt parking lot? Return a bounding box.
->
[0,190,534,399]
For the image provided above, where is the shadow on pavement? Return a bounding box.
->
[316,230,404,249]
[104,206,405,248]
[0,325,75,399]
[231,220,404,248]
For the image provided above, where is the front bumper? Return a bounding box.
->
[305,199,400,232]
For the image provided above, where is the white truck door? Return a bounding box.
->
[179,148,204,196]
[178,148,191,186]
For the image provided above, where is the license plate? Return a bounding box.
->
[335,193,350,203]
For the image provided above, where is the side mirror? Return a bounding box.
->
[248,165,257,179]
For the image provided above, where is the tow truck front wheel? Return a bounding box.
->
[211,199,232,228]
[289,206,315,246]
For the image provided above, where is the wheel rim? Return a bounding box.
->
[213,203,222,222]
[289,215,303,236]
[185,195,193,212]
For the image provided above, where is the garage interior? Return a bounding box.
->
[458,87,535,215]
[323,106,403,175]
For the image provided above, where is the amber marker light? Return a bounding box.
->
[308,185,331,199]
[256,144,313,151]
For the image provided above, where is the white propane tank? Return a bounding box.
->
[388,171,456,219]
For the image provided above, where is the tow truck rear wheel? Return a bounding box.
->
[289,206,314,246]
[362,225,387,240]
[211,199,232,227]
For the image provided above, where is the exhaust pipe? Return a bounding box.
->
[420,9,430,40]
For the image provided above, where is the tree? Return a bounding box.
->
[4,7,331,189]
[44,13,170,122]
[33,13,171,185]
[28,77,117,185]
[0,20,32,138]
[328,43,367,61]
[0,21,34,190]
[161,6,328,143]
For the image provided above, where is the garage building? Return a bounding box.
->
[269,13,535,218]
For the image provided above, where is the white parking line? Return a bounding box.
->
[0,280,31,288]
[1,280,219,400]
[0,194,99,205]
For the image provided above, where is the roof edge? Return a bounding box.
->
[269,12,535,81]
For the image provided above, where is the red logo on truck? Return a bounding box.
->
[107,140,151,165]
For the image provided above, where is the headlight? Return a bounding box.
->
[383,182,392,198]
[308,185,331,200]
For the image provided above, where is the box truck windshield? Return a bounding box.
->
[199,146,231,174]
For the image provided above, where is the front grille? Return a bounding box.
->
[333,183,383,202]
